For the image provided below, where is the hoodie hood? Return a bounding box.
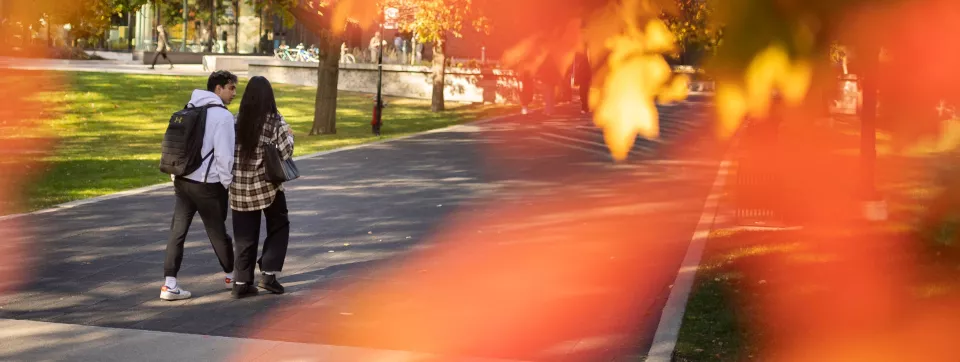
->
[188,90,225,107]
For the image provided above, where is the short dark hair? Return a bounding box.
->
[207,70,238,92]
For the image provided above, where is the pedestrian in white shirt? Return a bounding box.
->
[160,71,239,301]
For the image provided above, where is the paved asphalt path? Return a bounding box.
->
[0,100,721,361]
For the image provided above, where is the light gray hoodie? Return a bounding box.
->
[182,90,234,189]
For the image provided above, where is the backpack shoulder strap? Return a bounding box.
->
[201,104,228,183]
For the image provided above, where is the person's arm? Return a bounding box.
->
[276,115,295,160]
[212,110,235,189]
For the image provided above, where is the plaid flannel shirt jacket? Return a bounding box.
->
[230,113,294,212]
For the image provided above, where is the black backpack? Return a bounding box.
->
[159,104,227,176]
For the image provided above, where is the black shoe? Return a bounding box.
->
[257,274,285,294]
[231,283,259,299]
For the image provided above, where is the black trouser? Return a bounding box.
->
[232,191,290,284]
[519,76,535,108]
[579,83,590,112]
[164,178,234,277]
[151,50,173,67]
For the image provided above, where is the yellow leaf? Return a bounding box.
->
[742,45,812,118]
[644,19,677,53]
[658,74,691,104]
[594,57,665,160]
[744,46,786,118]
[716,84,747,139]
[777,60,812,105]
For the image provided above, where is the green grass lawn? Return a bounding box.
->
[2,70,512,214]
[673,229,768,362]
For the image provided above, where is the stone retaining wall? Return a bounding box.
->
[202,55,274,72]
[250,60,716,104]
[250,60,520,104]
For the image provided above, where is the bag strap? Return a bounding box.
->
[202,149,215,183]
[184,103,228,110]
[199,103,227,183]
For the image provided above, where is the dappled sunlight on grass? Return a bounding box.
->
[2,70,512,213]
[720,240,801,265]
[914,282,956,299]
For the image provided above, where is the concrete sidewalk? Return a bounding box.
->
[0,318,520,362]
[0,56,236,77]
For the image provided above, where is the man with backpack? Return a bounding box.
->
[159,70,238,301]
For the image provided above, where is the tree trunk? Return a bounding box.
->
[127,11,134,52]
[310,33,342,135]
[431,37,446,112]
[46,15,51,47]
[233,0,239,53]
[286,2,341,134]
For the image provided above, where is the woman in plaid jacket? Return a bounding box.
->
[229,76,294,299]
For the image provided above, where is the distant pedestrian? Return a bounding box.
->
[573,51,593,114]
[413,31,424,63]
[518,71,535,115]
[369,31,383,62]
[221,30,229,53]
[230,76,294,299]
[394,32,403,63]
[538,63,559,116]
[158,71,239,301]
[259,32,271,55]
[150,25,174,70]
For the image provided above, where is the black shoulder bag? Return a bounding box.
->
[263,120,300,183]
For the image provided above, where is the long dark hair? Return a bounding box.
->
[236,76,278,162]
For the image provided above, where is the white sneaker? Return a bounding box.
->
[225,277,234,290]
[160,285,192,301]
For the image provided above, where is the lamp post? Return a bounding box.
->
[181,0,188,51]
[373,11,385,136]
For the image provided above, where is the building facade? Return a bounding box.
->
[131,0,267,54]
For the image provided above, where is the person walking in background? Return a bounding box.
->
[394,32,404,63]
[538,63,559,116]
[230,76,294,299]
[401,33,410,63]
[369,31,383,62]
[150,24,174,70]
[519,71,535,115]
[159,71,239,301]
[413,31,424,64]
[259,31,271,55]
[220,30,228,53]
[573,51,593,114]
